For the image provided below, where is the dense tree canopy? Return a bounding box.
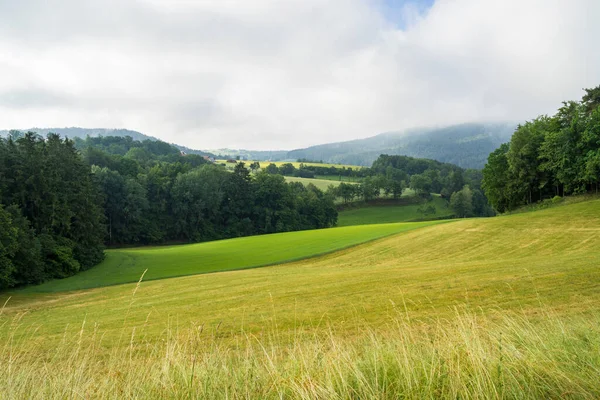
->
[305,154,493,217]
[483,86,600,212]
[0,133,337,289]
[0,133,105,289]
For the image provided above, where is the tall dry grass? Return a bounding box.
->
[1,303,599,399]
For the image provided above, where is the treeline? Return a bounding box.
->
[333,155,493,217]
[84,136,337,245]
[0,133,337,289]
[482,86,600,212]
[0,133,105,289]
[260,154,494,217]
[73,135,209,169]
[259,162,367,179]
[296,158,324,163]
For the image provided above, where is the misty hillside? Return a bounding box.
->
[2,123,516,169]
[287,123,516,169]
[0,127,157,142]
[0,127,214,157]
[207,148,290,161]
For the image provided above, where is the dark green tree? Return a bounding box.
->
[450,185,473,218]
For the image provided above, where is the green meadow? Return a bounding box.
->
[1,200,600,398]
[337,195,452,226]
[256,160,362,169]
[283,176,356,190]
[315,174,363,182]
[20,221,440,293]
[217,160,362,170]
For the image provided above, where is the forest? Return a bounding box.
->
[482,86,600,212]
[4,84,598,289]
[263,154,494,218]
[0,133,337,289]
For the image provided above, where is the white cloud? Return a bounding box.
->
[0,0,599,150]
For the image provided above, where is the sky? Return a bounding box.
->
[0,0,599,150]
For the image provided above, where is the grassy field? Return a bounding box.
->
[2,200,600,397]
[283,176,358,191]
[217,160,363,170]
[315,174,363,182]
[18,221,440,293]
[337,195,453,226]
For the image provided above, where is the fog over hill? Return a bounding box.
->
[286,122,517,169]
[206,122,516,169]
[2,122,516,169]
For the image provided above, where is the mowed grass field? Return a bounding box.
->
[283,176,357,191]
[217,159,363,170]
[20,221,439,293]
[315,174,363,182]
[2,200,600,398]
[337,195,452,226]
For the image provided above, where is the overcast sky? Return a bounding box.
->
[1,0,599,150]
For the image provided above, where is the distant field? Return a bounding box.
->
[216,159,363,170]
[2,200,600,397]
[283,176,358,191]
[19,221,441,293]
[315,174,363,182]
[337,195,452,226]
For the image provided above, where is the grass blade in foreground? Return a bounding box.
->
[2,309,599,399]
[22,221,443,293]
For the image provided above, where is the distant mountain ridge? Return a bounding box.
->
[0,127,157,141]
[286,122,517,169]
[0,127,215,157]
[206,148,290,161]
[1,122,517,169]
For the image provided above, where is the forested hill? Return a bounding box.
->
[0,127,215,157]
[287,123,516,169]
[1,123,515,168]
[0,127,155,142]
[482,85,600,212]
[0,133,338,290]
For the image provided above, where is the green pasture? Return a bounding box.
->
[3,199,599,341]
[283,176,357,190]
[337,195,452,226]
[256,160,362,169]
[19,221,440,293]
[315,174,363,182]
[2,199,600,397]
[216,159,362,170]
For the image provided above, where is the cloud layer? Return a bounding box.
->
[1,0,599,149]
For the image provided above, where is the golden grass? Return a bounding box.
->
[1,199,600,397]
[2,308,600,398]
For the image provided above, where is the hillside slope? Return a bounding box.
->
[287,122,516,168]
[0,127,214,157]
[0,127,157,141]
[21,221,440,292]
[2,123,515,168]
[1,199,599,398]
[3,199,599,337]
[337,196,453,226]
